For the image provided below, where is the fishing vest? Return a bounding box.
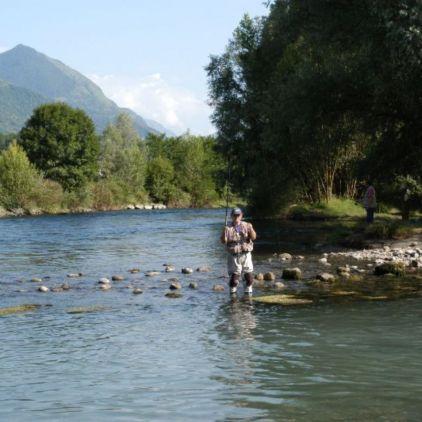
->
[225,222,254,254]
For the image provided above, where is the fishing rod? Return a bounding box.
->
[224,157,231,227]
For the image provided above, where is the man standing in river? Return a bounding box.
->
[221,208,257,295]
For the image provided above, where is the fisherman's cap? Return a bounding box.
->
[231,207,243,216]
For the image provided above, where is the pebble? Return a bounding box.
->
[181,267,193,274]
[112,275,125,281]
[189,282,198,289]
[133,288,143,295]
[212,284,225,292]
[38,285,49,292]
[169,281,182,290]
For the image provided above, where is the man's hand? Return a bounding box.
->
[220,226,228,244]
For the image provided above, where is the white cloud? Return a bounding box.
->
[89,72,214,135]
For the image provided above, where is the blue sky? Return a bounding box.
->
[0,0,269,134]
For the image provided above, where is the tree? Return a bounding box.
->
[19,103,99,191]
[0,142,42,209]
[146,156,175,204]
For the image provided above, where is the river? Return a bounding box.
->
[0,209,421,421]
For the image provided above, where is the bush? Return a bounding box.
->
[0,142,42,210]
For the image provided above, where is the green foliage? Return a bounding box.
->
[19,103,99,191]
[207,1,422,216]
[146,156,175,204]
[0,142,42,209]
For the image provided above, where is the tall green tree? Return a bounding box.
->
[19,103,99,191]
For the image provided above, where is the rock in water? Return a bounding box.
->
[133,288,143,295]
[196,266,211,273]
[169,281,182,290]
[264,272,275,281]
[212,284,225,292]
[67,273,81,278]
[61,283,71,291]
[165,292,182,298]
[165,266,175,273]
[31,278,43,283]
[181,267,193,274]
[274,281,286,290]
[282,268,302,280]
[145,271,160,277]
[278,253,292,261]
[128,268,140,274]
[112,275,125,281]
[38,285,49,292]
[189,282,198,289]
[253,295,313,306]
[100,284,111,291]
[316,273,336,283]
[319,257,328,264]
[255,273,264,281]
[98,278,110,285]
[374,262,405,276]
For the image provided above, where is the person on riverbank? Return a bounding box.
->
[363,182,377,223]
[221,208,257,295]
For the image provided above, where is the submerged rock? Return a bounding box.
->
[145,271,160,277]
[133,288,143,295]
[31,278,43,283]
[253,295,313,306]
[196,266,211,273]
[0,304,41,316]
[189,282,198,289]
[100,284,111,291]
[67,306,106,314]
[181,267,194,274]
[38,285,49,293]
[67,273,82,278]
[112,275,125,281]
[274,281,286,291]
[61,283,71,291]
[128,268,141,274]
[374,262,405,276]
[282,268,302,280]
[212,284,225,292]
[165,266,175,272]
[264,272,276,281]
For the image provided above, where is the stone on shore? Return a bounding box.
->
[181,267,193,274]
[212,284,225,292]
[112,275,125,281]
[374,262,406,276]
[282,268,302,280]
[264,272,276,281]
[316,273,336,283]
[38,285,49,292]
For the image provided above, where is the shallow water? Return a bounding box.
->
[0,209,421,421]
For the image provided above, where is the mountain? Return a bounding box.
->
[0,44,167,136]
[145,118,176,137]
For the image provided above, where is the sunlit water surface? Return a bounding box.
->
[0,209,421,421]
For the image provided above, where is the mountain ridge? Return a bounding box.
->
[0,44,168,136]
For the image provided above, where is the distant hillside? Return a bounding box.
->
[0,44,167,136]
[0,79,49,133]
